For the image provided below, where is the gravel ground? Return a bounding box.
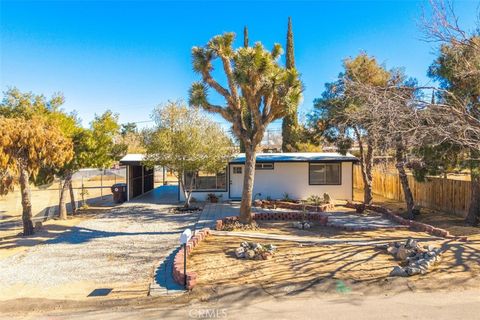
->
[0,201,198,288]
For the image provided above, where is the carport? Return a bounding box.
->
[119,154,155,201]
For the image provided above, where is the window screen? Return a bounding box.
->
[185,171,227,191]
[255,163,274,170]
[309,163,341,185]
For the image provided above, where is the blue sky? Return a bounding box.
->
[1,0,478,130]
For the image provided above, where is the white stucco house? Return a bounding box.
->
[179,152,358,202]
[120,152,358,202]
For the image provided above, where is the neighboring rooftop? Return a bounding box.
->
[119,154,145,165]
[229,152,358,163]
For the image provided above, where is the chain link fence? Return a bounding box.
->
[0,167,126,234]
[0,166,177,237]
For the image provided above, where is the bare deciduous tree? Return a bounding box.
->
[343,73,422,219]
[421,0,480,225]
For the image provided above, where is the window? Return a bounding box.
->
[233,167,242,174]
[185,171,227,191]
[255,162,274,170]
[309,163,341,185]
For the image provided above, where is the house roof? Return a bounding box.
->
[119,152,358,166]
[229,152,358,164]
[119,154,145,166]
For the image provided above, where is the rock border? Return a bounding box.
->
[254,199,335,212]
[345,202,468,242]
[172,227,211,290]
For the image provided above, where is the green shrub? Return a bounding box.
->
[306,194,322,206]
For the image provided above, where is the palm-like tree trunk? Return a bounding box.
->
[239,145,256,224]
[19,163,34,236]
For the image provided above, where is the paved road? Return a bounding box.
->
[6,289,479,319]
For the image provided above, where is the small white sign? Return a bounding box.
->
[180,228,192,244]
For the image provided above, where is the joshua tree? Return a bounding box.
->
[189,32,302,223]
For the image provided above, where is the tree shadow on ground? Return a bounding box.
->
[0,202,200,251]
[0,194,120,236]
[438,239,480,273]
[188,234,480,304]
[254,220,442,243]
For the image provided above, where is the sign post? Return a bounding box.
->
[180,228,192,288]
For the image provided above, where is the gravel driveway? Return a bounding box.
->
[0,195,199,299]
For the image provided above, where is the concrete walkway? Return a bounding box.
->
[195,202,241,230]
[149,248,185,296]
[133,185,179,205]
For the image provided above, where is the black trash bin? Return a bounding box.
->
[111,183,127,203]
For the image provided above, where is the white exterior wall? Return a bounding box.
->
[231,161,353,201]
[178,188,229,202]
[179,161,354,202]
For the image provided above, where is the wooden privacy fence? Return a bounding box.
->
[353,165,472,217]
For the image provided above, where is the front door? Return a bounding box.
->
[230,165,244,199]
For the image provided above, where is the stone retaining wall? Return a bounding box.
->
[254,200,335,212]
[345,202,467,241]
[172,228,211,290]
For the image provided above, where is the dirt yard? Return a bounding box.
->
[188,225,480,297]
[0,198,198,301]
[0,178,122,224]
[191,203,479,296]
[354,189,480,239]
[245,220,437,242]
[0,207,100,259]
